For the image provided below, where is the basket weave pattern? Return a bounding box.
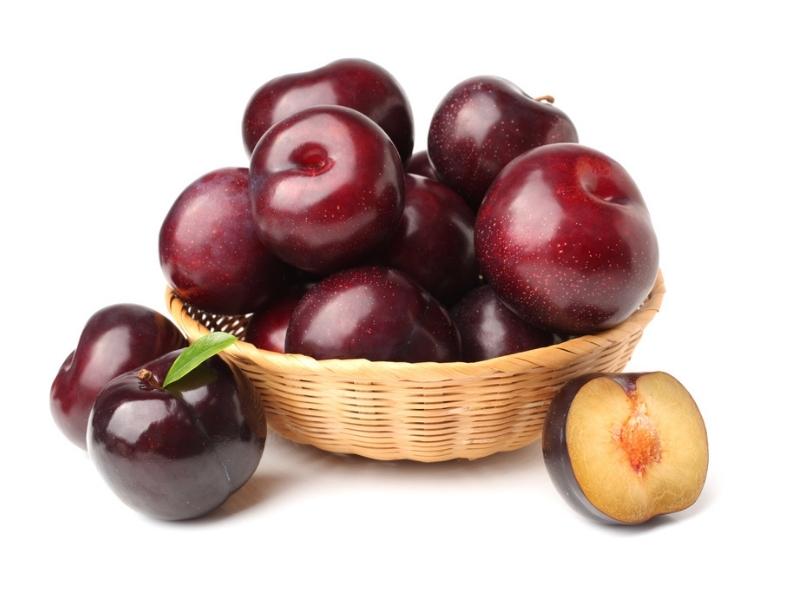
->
[167,272,664,462]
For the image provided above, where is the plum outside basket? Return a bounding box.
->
[166,271,664,462]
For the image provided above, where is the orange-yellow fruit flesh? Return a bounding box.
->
[617,399,662,474]
[565,373,708,524]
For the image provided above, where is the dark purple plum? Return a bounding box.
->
[243,58,414,161]
[250,106,404,274]
[51,304,186,449]
[88,351,266,520]
[383,174,478,305]
[476,143,659,334]
[428,76,578,209]
[451,286,555,361]
[406,150,440,181]
[245,285,310,353]
[159,168,286,315]
[285,267,460,362]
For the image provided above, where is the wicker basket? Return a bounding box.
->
[166,271,664,462]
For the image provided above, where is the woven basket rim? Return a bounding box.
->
[166,270,665,378]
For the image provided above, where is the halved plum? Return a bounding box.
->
[542,372,708,525]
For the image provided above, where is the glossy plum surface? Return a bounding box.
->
[285,267,460,362]
[245,285,310,352]
[51,304,186,449]
[250,106,404,274]
[243,58,414,161]
[88,351,266,520]
[383,174,478,305]
[428,76,578,209]
[159,168,286,315]
[451,286,555,361]
[476,143,659,334]
[406,150,440,181]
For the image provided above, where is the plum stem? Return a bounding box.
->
[616,390,662,476]
[136,368,162,389]
[535,95,555,104]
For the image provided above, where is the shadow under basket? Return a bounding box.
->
[166,272,665,462]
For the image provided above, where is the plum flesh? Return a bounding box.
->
[542,372,708,525]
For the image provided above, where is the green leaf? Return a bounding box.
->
[163,332,237,388]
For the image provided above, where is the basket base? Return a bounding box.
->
[269,423,542,463]
[267,420,544,462]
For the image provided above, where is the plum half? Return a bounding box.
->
[542,372,708,525]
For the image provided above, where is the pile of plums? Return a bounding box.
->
[51,59,708,525]
[160,58,660,363]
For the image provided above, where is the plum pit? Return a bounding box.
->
[614,392,662,475]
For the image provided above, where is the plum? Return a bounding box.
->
[542,372,708,525]
[50,304,186,449]
[383,174,478,305]
[476,143,659,334]
[451,286,555,361]
[88,350,266,520]
[245,285,310,353]
[428,76,577,209]
[159,167,286,315]
[250,106,404,275]
[285,267,460,362]
[242,58,414,161]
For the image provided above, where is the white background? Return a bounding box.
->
[2,1,798,598]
